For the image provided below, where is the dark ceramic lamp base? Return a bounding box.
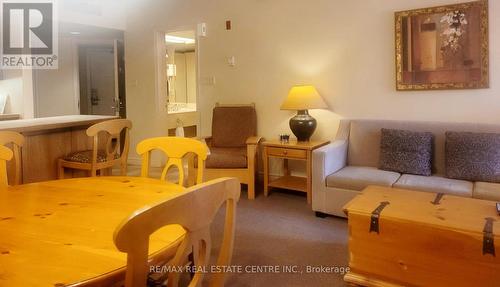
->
[289,110,317,142]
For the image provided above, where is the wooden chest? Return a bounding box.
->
[343,186,500,287]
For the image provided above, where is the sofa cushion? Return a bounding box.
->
[473,182,500,201]
[326,166,400,191]
[211,106,257,148]
[205,147,248,169]
[379,128,433,176]
[446,131,500,183]
[344,119,500,174]
[394,174,473,197]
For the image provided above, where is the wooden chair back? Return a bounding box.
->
[0,145,14,188]
[86,119,132,166]
[114,177,240,287]
[136,137,209,186]
[0,131,24,185]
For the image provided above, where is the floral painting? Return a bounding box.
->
[395,0,489,90]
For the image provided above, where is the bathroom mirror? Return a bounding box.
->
[165,30,197,114]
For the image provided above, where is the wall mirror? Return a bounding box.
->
[164,30,197,114]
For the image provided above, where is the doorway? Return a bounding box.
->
[78,40,126,117]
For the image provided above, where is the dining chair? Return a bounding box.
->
[136,137,209,187]
[58,119,132,179]
[0,145,13,188]
[200,103,262,199]
[114,177,240,287]
[0,131,24,185]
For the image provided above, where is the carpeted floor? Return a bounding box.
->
[209,188,350,287]
[125,165,349,286]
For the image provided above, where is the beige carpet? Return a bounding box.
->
[123,165,349,286]
[209,188,349,287]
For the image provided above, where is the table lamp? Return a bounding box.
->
[280,85,327,142]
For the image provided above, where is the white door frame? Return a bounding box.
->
[154,26,202,134]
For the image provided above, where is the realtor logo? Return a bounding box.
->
[0,0,58,69]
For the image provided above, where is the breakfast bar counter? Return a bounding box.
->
[0,115,116,133]
[0,115,117,183]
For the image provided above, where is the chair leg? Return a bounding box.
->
[248,169,255,200]
[120,162,127,176]
[58,161,65,179]
[105,167,113,176]
[90,169,97,177]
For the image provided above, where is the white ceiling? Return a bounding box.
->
[59,22,124,40]
[59,0,126,30]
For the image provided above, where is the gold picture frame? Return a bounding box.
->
[395,0,489,91]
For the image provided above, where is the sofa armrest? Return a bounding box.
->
[312,140,348,215]
[313,140,348,182]
[246,136,262,145]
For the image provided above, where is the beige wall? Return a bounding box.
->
[35,37,79,117]
[125,0,500,151]
[185,52,197,104]
[0,70,23,115]
[0,69,34,118]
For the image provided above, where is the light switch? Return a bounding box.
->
[202,76,216,86]
[197,23,207,37]
[228,56,236,67]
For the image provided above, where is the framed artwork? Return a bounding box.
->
[395,0,489,90]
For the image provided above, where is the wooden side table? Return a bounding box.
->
[263,140,330,204]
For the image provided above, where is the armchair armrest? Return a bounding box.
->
[197,136,212,146]
[313,140,348,182]
[245,136,262,200]
[246,136,263,145]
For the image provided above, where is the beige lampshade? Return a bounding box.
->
[280,85,328,110]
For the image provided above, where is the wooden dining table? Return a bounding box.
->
[0,176,187,287]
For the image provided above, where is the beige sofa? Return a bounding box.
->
[313,119,500,218]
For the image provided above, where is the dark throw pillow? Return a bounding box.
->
[445,131,500,183]
[379,128,434,176]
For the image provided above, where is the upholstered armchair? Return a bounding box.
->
[201,104,262,199]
